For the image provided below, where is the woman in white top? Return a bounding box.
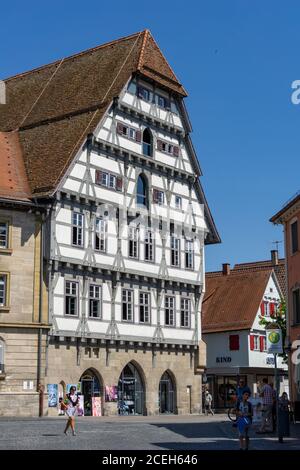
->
[64,386,79,436]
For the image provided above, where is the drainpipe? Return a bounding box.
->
[37,211,44,416]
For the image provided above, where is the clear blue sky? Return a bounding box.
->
[1,0,299,270]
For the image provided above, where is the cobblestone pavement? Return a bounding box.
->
[0,414,299,450]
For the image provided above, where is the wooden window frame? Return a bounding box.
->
[180,297,191,328]
[89,284,102,319]
[72,212,84,247]
[122,289,134,323]
[0,272,10,311]
[0,218,12,253]
[165,295,175,327]
[65,280,79,317]
[139,291,151,324]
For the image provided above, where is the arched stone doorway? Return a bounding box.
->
[80,368,103,416]
[118,362,145,415]
[159,371,176,414]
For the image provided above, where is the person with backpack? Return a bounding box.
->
[235,390,253,450]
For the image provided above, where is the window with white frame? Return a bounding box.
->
[109,174,116,189]
[157,94,169,109]
[185,239,194,269]
[139,292,150,323]
[0,274,8,307]
[129,226,139,259]
[95,217,107,252]
[153,189,165,205]
[262,336,267,351]
[100,171,109,186]
[122,289,133,322]
[144,229,154,262]
[180,298,191,328]
[0,222,9,249]
[72,212,84,247]
[171,235,180,267]
[137,86,151,101]
[253,335,260,351]
[65,281,78,316]
[175,195,182,210]
[165,296,175,326]
[89,284,101,318]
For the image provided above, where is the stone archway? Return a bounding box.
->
[80,368,104,416]
[159,370,177,414]
[118,361,146,415]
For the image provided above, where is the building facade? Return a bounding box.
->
[271,192,300,417]
[0,132,49,416]
[0,31,219,416]
[202,260,288,409]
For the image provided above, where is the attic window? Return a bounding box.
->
[137,86,151,102]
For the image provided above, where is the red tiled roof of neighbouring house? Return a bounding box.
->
[233,259,286,298]
[202,267,273,333]
[0,131,31,201]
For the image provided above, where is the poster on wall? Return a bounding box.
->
[92,397,102,416]
[66,383,81,394]
[47,384,58,407]
[77,395,84,416]
[105,385,118,402]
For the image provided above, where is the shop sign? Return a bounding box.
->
[266,328,283,354]
[216,356,232,363]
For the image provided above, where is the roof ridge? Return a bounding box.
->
[137,29,150,70]
[4,30,145,83]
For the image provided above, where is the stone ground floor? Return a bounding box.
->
[0,414,299,450]
[44,339,203,417]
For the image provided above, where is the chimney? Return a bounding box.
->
[271,250,279,266]
[222,263,230,276]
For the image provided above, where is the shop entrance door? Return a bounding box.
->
[118,363,145,415]
[80,370,102,416]
[159,371,176,414]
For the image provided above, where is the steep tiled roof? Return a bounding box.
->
[202,268,273,333]
[233,259,286,298]
[0,131,31,201]
[0,30,186,197]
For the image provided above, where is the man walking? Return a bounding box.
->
[204,390,214,416]
[257,378,274,433]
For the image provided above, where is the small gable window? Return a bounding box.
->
[137,86,151,102]
[229,335,239,351]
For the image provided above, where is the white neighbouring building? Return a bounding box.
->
[0,30,220,416]
[202,258,288,409]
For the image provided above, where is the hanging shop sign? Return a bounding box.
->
[266,328,283,354]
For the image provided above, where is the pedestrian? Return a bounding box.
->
[270,383,277,432]
[236,379,251,401]
[64,386,79,436]
[278,392,290,443]
[204,390,214,416]
[256,378,273,433]
[235,391,253,450]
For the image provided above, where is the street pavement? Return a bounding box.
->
[0,413,299,450]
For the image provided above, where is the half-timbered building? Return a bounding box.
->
[0,30,220,416]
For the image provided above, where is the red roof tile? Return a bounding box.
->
[202,268,273,333]
[0,131,31,201]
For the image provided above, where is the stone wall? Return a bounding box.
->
[45,339,203,417]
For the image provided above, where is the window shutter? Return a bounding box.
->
[229,334,239,351]
[249,335,255,351]
[157,139,163,151]
[116,122,124,135]
[173,146,180,157]
[116,177,123,192]
[153,189,158,203]
[135,130,142,142]
[260,301,265,316]
[270,302,275,317]
[95,170,102,185]
[259,336,264,352]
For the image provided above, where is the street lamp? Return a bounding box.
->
[266,323,283,442]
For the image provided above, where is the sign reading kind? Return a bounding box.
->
[216,357,232,363]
